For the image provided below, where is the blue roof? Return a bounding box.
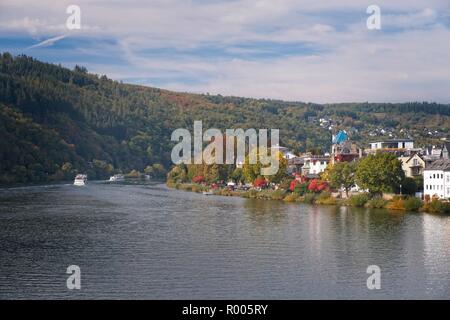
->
[333,130,348,144]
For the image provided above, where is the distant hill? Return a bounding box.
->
[0,52,449,183]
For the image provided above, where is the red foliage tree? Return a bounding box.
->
[253,177,267,188]
[317,181,329,192]
[289,179,298,192]
[308,179,329,193]
[192,175,205,183]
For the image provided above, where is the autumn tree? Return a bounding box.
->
[242,148,287,183]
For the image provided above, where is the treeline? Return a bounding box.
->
[1,52,450,184]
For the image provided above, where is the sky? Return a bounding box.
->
[1,0,450,103]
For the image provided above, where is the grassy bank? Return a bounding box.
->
[167,181,450,214]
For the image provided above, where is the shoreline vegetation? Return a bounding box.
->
[166,152,450,215]
[167,181,450,214]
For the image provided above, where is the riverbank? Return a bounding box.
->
[167,181,450,214]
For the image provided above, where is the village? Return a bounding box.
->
[283,131,450,200]
[167,130,450,214]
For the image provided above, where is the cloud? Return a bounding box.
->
[0,0,449,102]
[26,34,68,49]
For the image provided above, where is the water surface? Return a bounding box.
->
[0,182,449,299]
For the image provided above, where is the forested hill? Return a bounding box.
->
[1,52,449,184]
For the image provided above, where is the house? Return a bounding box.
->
[398,153,426,178]
[287,156,305,174]
[366,139,416,156]
[369,139,414,151]
[440,141,450,159]
[330,130,360,164]
[422,145,442,162]
[301,156,330,178]
[423,145,442,157]
[270,145,297,160]
[423,159,450,199]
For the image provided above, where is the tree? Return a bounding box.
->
[230,168,244,183]
[279,177,293,190]
[253,177,267,188]
[167,164,187,183]
[192,175,205,183]
[151,163,166,178]
[328,161,356,197]
[242,148,287,183]
[355,153,405,195]
[308,179,328,193]
[400,176,418,195]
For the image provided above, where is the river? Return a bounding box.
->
[0,182,449,299]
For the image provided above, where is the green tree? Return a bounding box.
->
[167,164,187,183]
[242,148,287,183]
[230,167,244,183]
[355,153,405,195]
[151,163,166,178]
[328,161,356,197]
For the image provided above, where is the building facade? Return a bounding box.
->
[424,159,450,199]
[398,153,426,178]
[301,156,330,177]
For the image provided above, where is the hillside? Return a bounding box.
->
[0,52,449,184]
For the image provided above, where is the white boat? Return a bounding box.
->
[109,174,125,182]
[74,174,87,186]
[202,191,214,196]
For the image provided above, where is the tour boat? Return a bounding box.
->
[74,174,87,186]
[109,174,125,182]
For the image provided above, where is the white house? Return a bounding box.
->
[271,145,297,160]
[301,156,330,177]
[369,139,414,151]
[424,159,450,199]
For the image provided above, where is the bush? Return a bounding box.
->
[315,192,338,205]
[321,197,338,205]
[423,199,450,214]
[316,191,331,201]
[347,194,370,207]
[192,175,205,183]
[219,188,233,196]
[385,196,405,211]
[271,189,287,200]
[403,197,423,212]
[293,182,308,195]
[303,193,316,204]
[242,190,258,198]
[366,197,387,209]
[253,177,267,188]
[283,193,299,202]
[280,178,293,190]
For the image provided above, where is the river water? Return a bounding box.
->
[0,182,449,299]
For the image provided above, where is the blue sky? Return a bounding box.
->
[1,0,450,103]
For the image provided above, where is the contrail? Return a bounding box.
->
[27,34,68,50]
